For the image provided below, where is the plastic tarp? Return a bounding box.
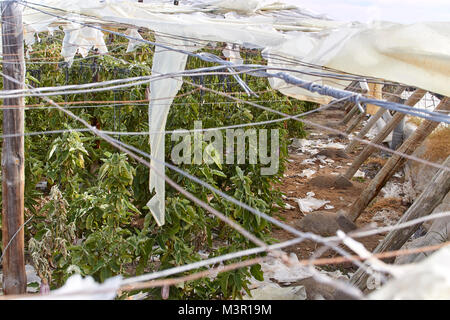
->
[18,0,450,226]
[147,33,203,226]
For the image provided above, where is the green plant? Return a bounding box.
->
[15,34,312,299]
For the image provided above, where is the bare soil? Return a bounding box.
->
[271,107,409,274]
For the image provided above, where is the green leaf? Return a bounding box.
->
[250,264,264,282]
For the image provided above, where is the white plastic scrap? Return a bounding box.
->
[284,202,295,210]
[125,28,145,53]
[354,170,366,178]
[301,158,316,165]
[61,25,108,66]
[147,33,204,226]
[259,253,312,284]
[370,246,450,300]
[222,43,244,65]
[295,191,330,213]
[17,274,122,300]
[300,169,316,179]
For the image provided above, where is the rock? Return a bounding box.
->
[316,148,350,159]
[297,211,357,237]
[336,214,358,232]
[309,175,353,189]
[325,122,341,128]
[291,277,336,300]
[328,133,345,139]
[334,175,353,189]
[309,176,334,188]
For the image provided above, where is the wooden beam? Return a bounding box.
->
[345,96,450,222]
[342,81,360,113]
[1,0,27,295]
[345,86,405,154]
[342,89,426,180]
[345,111,366,134]
[340,104,359,125]
[350,156,450,291]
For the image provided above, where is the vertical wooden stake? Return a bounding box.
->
[1,0,26,295]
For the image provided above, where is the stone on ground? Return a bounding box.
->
[317,148,350,159]
[297,211,357,237]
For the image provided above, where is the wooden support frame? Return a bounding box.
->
[345,97,450,222]
[343,89,426,180]
[350,156,450,291]
[1,0,27,295]
[345,111,366,134]
[345,86,406,154]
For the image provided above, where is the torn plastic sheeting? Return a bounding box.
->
[295,191,330,213]
[222,43,243,65]
[61,25,108,66]
[369,246,450,300]
[125,28,145,53]
[147,33,204,227]
[21,1,450,99]
[18,0,450,227]
[263,27,358,105]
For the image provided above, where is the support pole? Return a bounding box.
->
[342,89,426,180]
[345,97,450,222]
[340,83,368,125]
[1,0,26,295]
[345,110,366,134]
[350,156,450,291]
[340,104,359,126]
[345,86,405,154]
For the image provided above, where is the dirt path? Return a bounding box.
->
[272,107,409,274]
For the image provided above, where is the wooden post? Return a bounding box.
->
[342,81,360,113]
[345,111,366,134]
[340,83,369,125]
[1,1,27,295]
[340,104,359,125]
[342,89,426,180]
[345,86,405,153]
[350,156,450,291]
[345,97,450,222]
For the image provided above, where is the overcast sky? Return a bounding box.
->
[283,0,450,23]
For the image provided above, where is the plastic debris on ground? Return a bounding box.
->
[291,138,346,157]
[295,192,330,213]
[354,170,366,178]
[300,169,316,179]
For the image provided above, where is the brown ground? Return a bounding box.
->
[271,107,409,274]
